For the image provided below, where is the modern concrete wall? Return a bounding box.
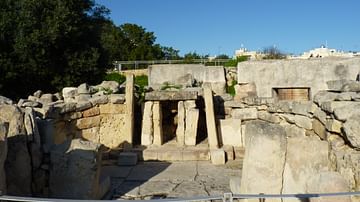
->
[148,64,226,94]
[237,57,360,98]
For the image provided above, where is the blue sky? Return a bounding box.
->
[96,0,360,56]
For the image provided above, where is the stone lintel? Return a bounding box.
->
[145,91,198,101]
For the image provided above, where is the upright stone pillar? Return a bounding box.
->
[184,108,199,146]
[204,87,219,148]
[176,101,185,146]
[125,74,134,148]
[0,122,8,194]
[141,101,154,146]
[152,101,163,145]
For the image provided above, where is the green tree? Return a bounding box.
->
[0,0,110,99]
[262,46,286,59]
[215,54,230,59]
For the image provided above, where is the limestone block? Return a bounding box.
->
[145,90,198,101]
[326,79,352,91]
[312,119,327,140]
[118,152,138,166]
[307,172,350,202]
[343,114,360,148]
[82,107,100,117]
[125,74,135,148]
[210,149,225,165]
[152,102,163,146]
[224,101,245,108]
[141,102,154,146]
[63,111,82,121]
[0,96,13,105]
[325,119,342,134]
[313,106,327,125]
[234,83,257,101]
[313,91,339,104]
[157,150,182,161]
[59,102,77,114]
[257,111,280,124]
[77,83,91,94]
[204,88,219,148]
[40,93,54,103]
[142,149,158,161]
[293,115,312,130]
[62,87,78,99]
[184,100,196,109]
[334,103,360,121]
[232,108,258,120]
[335,92,357,101]
[99,103,126,114]
[320,101,354,113]
[76,101,92,111]
[184,108,199,146]
[49,139,108,199]
[240,121,286,201]
[80,127,100,143]
[109,94,125,104]
[282,136,329,200]
[76,116,101,130]
[223,145,234,160]
[99,114,126,148]
[96,80,120,93]
[176,101,185,146]
[229,177,242,194]
[182,148,210,161]
[219,118,242,147]
[282,122,306,137]
[89,95,108,106]
[292,101,313,116]
[0,122,8,194]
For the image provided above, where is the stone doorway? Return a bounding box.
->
[161,101,178,143]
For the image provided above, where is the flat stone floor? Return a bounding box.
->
[101,160,242,200]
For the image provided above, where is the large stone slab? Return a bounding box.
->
[204,87,219,148]
[231,108,257,120]
[219,119,242,147]
[0,122,8,194]
[282,136,329,201]
[99,114,126,148]
[176,101,185,146]
[141,101,153,146]
[240,121,286,201]
[125,74,135,148]
[145,90,198,101]
[184,108,199,146]
[152,102,163,146]
[343,114,360,149]
[334,103,360,121]
[49,139,107,199]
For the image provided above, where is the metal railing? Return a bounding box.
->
[112,59,232,70]
[1,192,360,202]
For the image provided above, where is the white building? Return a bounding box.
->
[298,45,355,59]
[234,47,263,60]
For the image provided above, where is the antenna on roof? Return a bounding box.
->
[325,40,328,48]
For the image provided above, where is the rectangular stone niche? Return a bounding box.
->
[273,87,311,101]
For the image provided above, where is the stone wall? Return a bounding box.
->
[237,57,360,98]
[220,80,360,201]
[148,64,226,95]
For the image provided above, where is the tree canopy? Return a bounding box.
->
[0,0,178,99]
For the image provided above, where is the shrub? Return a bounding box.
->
[104,72,126,84]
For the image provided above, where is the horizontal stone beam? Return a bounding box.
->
[145,91,198,101]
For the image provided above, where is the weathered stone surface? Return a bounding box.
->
[0,122,8,194]
[124,74,135,148]
[62,87,78,100]
[50,139,107,199]
[184,108,199,146]
[76,116,101,130]
[335,92,357,101]
[59,102,77,114]
[343,114,360,148]
[240,121,286,199]
[63,111,82,121]
[282,122,306,137]
[204,87,219,148]
[118,152,138,166]
[313,91,339,104]
[282,136,329,199]
[0,105,32,196]
[141,102,153,146]
[33,90,43,98]
[99,114,126,148]
[312,118,327,140]
[334,103,360,121]
[313,107,326,125]
[39,93,54,103]
[327,79,351,91]
[234,83,257,101]
[293,115,312,130]
[229,177,242,194]
[341,80,360,92]
[292,101,313,116]
[96,80,120,93]
[77,83,91,94]
[325,119,342,133]
[20,99,42,108]
[79,127,100,143]
[152,102,163,146]
[75,94,91,102]
[76,101,92,111]
[176,101,185,146]
[210,149,225,165]
[89,95,108,106]
[319,101,354,113]
[109,94,125,104]
[257,111,281,123]
[99,103,125,114]
[223,101,245,108]
[145,90,198,101]
[184,100,196,109]
[24,107,42,171]
[82,107,100,117]
[219,118,242,147]
[307,172,350,202]
[0,96,13,105]
[231,108,257,120]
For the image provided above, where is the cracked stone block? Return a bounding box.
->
[210,149,225,165]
